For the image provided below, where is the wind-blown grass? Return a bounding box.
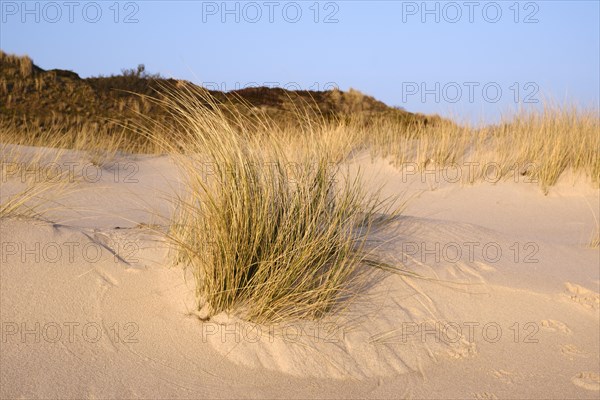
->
[491,106,600,192]
[591,230,600,249]
[589,206,600,249]
[0,119,160,157]
[367,105,599,192]
[0,167,69,220]
[147,87,400,323]
[3,81,597,194]
[0,146,73,220]
[0,184,48,219]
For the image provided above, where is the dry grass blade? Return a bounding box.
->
[0,177,68,220]
[1,138,85,221]
[590,230,600,249]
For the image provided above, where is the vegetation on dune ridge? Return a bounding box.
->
[368,105,600,191]
[0,50,434,149]
[1,50,598,192]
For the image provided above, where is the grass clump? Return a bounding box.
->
[151,87,398,324]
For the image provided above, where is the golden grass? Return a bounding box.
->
[0,51,34,78]
[0,180,56,220]
[491,106,599,192]
[589,205,600,249]
[142,86,400,323]
[0,142,74,220]
[0,130,104,221]
[591,230,600,249]
[2,94,597,193]
[367,105,599,192]
[0,118,160,158]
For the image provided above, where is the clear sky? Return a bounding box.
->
[1,0,598,124]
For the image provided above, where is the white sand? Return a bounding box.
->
[1,145,598,398]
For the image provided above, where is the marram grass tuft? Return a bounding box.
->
[150,86,400,324]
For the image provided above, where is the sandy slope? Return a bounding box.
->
[1,145,598,398]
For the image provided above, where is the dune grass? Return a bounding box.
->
[589,210,600,249]
[0,119,161,158]
[591,230,600,249]
[367,105,599,192]
[0,182,56,220]
[491,106,599,192]
[0,144,74,220]
[3,86,597,193]
[0,162,68,220]
[144,87,399,323]
[0,124,120,222]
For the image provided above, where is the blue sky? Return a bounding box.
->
[1,0,598,124]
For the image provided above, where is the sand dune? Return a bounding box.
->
[1,145,598,398]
